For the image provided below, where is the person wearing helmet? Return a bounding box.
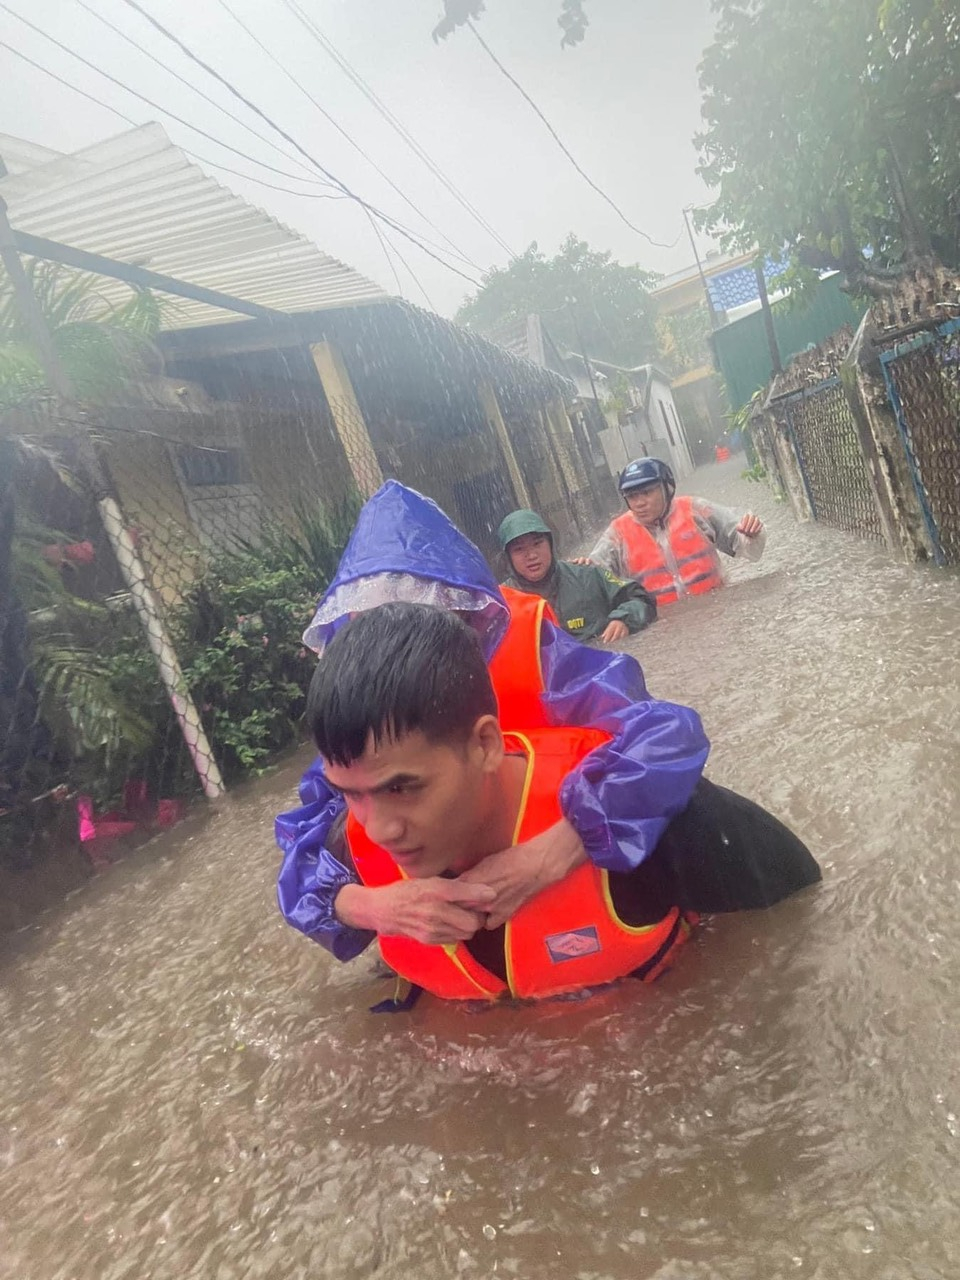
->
[497,508,656,644]
[584,458,765,606]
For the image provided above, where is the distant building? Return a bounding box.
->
[651,250,788,464]
[484,313,692,487]
[554,354,694,481]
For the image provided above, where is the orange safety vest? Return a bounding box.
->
[346,726,693,1001]
[612,496,723,605]
[489,585,553,729]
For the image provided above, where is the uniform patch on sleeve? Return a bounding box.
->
[545,926,602,963]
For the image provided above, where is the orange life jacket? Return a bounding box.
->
[489,585,553,729]
[346,726,693,1001]
[612,496,723,605]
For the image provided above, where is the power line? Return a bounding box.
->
[184,159,346,198]
[466,20,683,252]
[0,5,339,190]
[116,0,481,285]
[215,0,481,271]
[363,206,404,298]
[0,41,364,201]
[0,39,137,126]
[282,0,517,261]
[71,0,322,183]
[380,225,437,311]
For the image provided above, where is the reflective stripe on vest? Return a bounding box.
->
[489,586,552,730]
[612,496,723,605]
[346,727,693,1001]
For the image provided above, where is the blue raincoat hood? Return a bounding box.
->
[303,480,509,656]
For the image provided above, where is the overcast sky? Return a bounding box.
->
[1,0,721,316]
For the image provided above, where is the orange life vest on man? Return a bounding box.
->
[346,726,693,1001]
[489,585,553,729]
[612,496,723,605]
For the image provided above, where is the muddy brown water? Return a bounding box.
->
[3,461,960,1279]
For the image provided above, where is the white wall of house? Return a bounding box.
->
[646,375,694,479]
[597,418,647,477]
[597,377,693,481]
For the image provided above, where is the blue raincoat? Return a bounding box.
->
[275,481,709,961]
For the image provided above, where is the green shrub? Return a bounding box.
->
[13,495,358,821]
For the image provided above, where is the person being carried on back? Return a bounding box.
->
[581,458,766,606]
[307,602,820,1003]
[498,508,656,645]
[276,480,710,966]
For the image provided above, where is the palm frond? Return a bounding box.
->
[1,259,165,409]
[32,637,154,756]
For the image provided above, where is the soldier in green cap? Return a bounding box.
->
[498,509,657,644]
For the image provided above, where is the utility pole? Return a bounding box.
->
[567,298,602,406]
[682,206,719,330]
[0,195,224,800]
[754,256,783,377]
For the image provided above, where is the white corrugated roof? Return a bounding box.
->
[0,133,64,177]
[0,123,387,329]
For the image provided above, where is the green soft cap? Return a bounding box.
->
[497,509,553,550]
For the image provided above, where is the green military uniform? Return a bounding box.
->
[498,510,656,642]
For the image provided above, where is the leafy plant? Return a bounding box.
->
[0,259,163,409]
[13,518,155,798]
[175,497,359,780]
[6,446,358,844]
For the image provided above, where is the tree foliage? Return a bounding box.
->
[656,304,714,378]
[456,234,659,366]
[696,0,960,293]
[432,0,589,47]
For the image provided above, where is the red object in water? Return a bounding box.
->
[76,795,137,843]
[123,779,151,814]
[77,788,183,870]
[40,540,96,568]
[63,540,96,565]
[155,799,184,828]
[715,445,731,462]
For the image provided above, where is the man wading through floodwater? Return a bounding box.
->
[277,480,712,962]
[289,603,820,1003]
[498,508,656,645]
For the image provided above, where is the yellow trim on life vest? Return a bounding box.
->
[600,870,660,935]
[441,944,504,998]
[502,731,536,999]
[389,860,501,997]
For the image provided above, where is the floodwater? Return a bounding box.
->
[3,460,960,1280]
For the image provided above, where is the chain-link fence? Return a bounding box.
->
[771,378,884,541]
[1,371,606,886]
[1,400,355,883]
[879,317,960,564]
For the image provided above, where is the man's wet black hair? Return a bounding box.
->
[307,601,498,765]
